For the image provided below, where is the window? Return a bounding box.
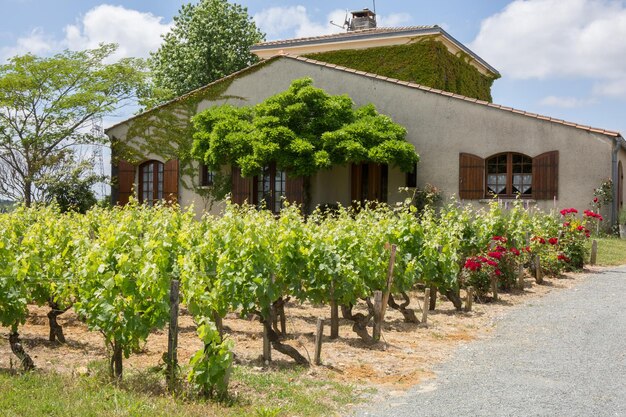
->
[139,160,164,205]
[253,163,286,213]
[351,163,388,205]
[406,162,418,188]
[486,153,532,197]
[200,164,215,186]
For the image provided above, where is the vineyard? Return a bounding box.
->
[0,199,601,399]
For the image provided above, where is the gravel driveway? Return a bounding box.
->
[355,267,626,417]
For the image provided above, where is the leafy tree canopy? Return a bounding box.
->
[191,78,419,178]
[145,0,264,106]
[0,44,145,206]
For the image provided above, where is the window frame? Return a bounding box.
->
[138,160,164,205]
[252,162,286,214]
[200,164,215,187]
[485,152,533,198]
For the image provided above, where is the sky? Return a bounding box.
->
[1,0,625,184]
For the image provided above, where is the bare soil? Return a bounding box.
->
[0,268,596,391]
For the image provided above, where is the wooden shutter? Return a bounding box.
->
[459,153,485,199]
[163,159,179,204]
[285,174,304,206]
[532,151,559,200]
[368,163,382,201]
[116,160,135,206]
[351,163,363,204]
[231,166,252,204]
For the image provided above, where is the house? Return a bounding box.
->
[106,9,626,224]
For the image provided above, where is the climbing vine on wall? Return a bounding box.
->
[304,39,498,102]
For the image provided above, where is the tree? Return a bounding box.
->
[191,78,419,178]
[147,0,264,105]
[44,161,102,213]
[0,44,145,206]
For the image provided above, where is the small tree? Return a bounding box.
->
[191,78,419,183]
[145,0,264,106]
[0,44,145,206]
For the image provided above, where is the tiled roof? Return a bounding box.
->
[251,26,439,48]
[106,54,622,140]
[285,55,622,138]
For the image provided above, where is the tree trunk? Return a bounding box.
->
[429,285,437,310]
[47,300,67,343]
[9,329,35,371]
[213,311,223,339]
[444,289,463,311]
[111,341,123,380]
[262,319,309,366]
[387,292,419,323]
[341,304,354,320]
[272,297,288,337]
[24,179,32,208]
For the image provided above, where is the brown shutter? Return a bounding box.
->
[533,151,559,200]
[116,160,135,206]
[231,166,252,204]
[163,159,179,204]
[459,153,485,199]
[285,174,304,206]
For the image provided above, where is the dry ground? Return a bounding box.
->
[0,268,597,393]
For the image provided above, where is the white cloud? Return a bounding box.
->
[470,0,626,99]
[539,95,596,108]
[254,6,412,40]
[1,4,170,63]
[64,5,171,60]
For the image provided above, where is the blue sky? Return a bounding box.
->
[1,0,624,136]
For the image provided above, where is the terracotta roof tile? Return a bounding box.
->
[288,55,621,138]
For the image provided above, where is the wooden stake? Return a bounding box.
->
[263,322,271,364]
[590,239,598,265]
[465,286,473,312]
[166,279,180,390]
[429,285,437,311]
[517,264,525,290]
[314,317,324,365]
[491,276,498,301]
[373,291,383,341]
[421,288,430,326]
[330,299,339,339]
[381,244,397,318]
[535,255,543,284]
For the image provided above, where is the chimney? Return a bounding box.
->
[349,9,377,31]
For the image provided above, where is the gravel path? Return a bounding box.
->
[355,267,626,417]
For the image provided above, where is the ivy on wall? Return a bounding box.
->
[304,39,498,102]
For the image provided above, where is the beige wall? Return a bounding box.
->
[108,57,619,217]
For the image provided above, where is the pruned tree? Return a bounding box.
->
[0,44,145,206]
[145,0,264,107]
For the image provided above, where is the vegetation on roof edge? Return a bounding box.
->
[304,38,497,102]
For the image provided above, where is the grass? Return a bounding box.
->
[591,237,626,266]
[0,364,362,417]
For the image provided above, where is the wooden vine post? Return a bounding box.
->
[373,244,397,342]
[421,287,431,327]
[517,264,525,290]
[590,240,598,265]
[263,323,272,364]
[166,279,180,391]
[314,318,324,366]
[465,286,473,312]
[330,279,339,340]
[535,255,543,284]
[491,276,498,301]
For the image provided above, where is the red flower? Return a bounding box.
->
[548,237,558,245]
[557,254,571,263]
[593,197,598,203]
[560,208,578,216]
[538,237,546,244]
[563,222,570,227]
[577,225,584,231]
[495,269,502,276]
[495,245,507,253]
[464,258,482,271]
[492,236,507,243]
[524,246,531,253]
[479,256,489,263]
[488,251,503,260]
[510,247,520,256]
[584,210,603,221]
[487,260,498,267]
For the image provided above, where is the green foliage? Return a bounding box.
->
[304,39,498,102]
[0,44,146,205]
[44,164,102,213]
[191,78,419,178]
[146,0,264,104]
[188,318,234,398]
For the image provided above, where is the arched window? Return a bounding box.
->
[486,153,532,197]
[139,160,164,205]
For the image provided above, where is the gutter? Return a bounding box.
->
[611,135,625,225]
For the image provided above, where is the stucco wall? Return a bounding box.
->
[108,57,618,217]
